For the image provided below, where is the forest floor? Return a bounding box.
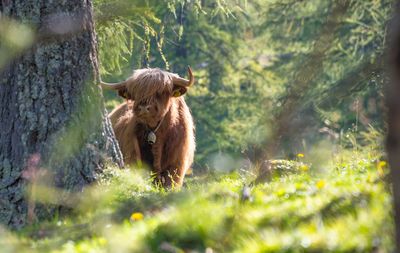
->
[0,147,394,253]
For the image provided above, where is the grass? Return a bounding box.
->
[0,148,394,253]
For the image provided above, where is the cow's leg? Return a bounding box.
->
[151,143,163,185]
[132,136,142,163]
[161,160,187,188]
[124,136,141,164]
[161,143,193,188]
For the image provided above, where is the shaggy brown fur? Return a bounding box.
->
[106,68,195,187]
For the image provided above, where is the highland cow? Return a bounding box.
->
[101,67,195,187]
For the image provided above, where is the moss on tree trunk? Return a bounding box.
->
[0,0,123,228]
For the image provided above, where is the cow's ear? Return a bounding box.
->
[117,88,134,100]
[172,86,187,97]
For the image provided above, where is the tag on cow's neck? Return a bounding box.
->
[173,90,181,97]
[147,131,156,144]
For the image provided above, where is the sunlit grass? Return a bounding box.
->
[0,148,393,253]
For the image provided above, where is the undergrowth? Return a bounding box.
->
[0,148,394,253]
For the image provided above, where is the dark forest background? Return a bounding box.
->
[97,0,392,168]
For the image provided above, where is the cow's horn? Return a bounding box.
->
[99,79,130,90]
[172,66,194,87]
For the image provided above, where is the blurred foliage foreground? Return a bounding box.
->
[0,146,393,253]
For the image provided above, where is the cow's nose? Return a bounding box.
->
[139,105,150,112]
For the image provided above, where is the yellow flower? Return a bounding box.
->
[299,164,309,172]
[297,153,305,158]
[377,161,387,169]
[130,212,144,221]
[316,180,326,189]
[377,161,387,176]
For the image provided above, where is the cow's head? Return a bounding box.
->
[101,67,194,128]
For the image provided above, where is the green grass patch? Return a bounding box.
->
[0,149,394,252]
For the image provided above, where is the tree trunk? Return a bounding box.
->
[0,0,123,228]
[386,1,400,251]
[255,1,350,184]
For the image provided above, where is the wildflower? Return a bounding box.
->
[377,161,387,169]
[299,164,309,172]
[130,212,144,221]
[241,186,253,202]
[316,180,326,189]
[377,161,387,176]
[297,153,305,158]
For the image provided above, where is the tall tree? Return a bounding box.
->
[0,0,122,228]
[386,0,400,250]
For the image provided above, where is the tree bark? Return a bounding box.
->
[254,1,350,184]
[0,0,123,228]
[386,1,400,251]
